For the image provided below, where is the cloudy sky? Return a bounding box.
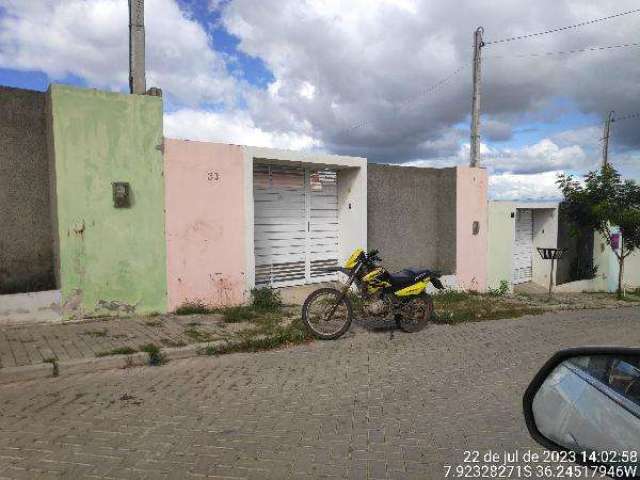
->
[1,0,638,199]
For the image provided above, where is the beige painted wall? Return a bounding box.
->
[337,167,367,267]
[624,251,640,289]
[456,167,488,291]
[165,139,246,310]
[488,202,559,290]
[487,202,515,291]
[531,209,559,287]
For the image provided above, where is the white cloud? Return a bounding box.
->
[164,109,322,151]
[220,0,640,161]
[404,135,592,175]
[2,0,639,172]
[0,0,240,106]
[489,171,563,201]
[298,81,316,100]
[482,139,588,175]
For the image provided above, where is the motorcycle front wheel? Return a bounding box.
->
[302,288,353,340]
[396,294,433,333]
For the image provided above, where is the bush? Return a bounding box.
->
[488,280,509,297]
[250,287,282,312]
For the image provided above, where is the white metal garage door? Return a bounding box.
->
[254,164,338,288]
[513,209,533,284]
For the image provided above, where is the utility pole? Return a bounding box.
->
[470,27,484,167]
[602,110,615,167]
[129,0,146,94]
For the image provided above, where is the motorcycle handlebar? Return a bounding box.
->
[366,249,381,264]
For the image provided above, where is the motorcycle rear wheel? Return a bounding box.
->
[397,294,433,333]
[302,288,353,340]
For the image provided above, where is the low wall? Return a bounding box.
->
[624,252,640,290]
[0,86,55,294]
[554,278,599,293]
[367,164,457,273]
[487,202,515,291]
[48,85,167,318]
[531,208,559,287]
[165,139,247,310]
[456,167,488,291]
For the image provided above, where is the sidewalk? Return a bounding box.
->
[1,290,636,385]
[0,312,242,369]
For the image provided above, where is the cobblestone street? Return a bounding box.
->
[1,307,639,479]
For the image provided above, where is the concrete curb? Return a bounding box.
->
[0,341,227,386]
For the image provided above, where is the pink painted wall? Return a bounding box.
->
[456,166,488,291]
[165,139,246,310]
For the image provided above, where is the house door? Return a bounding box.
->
[253,164,338,288]
[513,209,533,284]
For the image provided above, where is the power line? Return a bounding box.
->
[484,8,640,46]
[343,64,467,134]
[486,41,640,60]
[396,65,468,113]
[614,112,640,122]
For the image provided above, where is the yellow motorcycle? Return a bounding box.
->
[302,248,444,339]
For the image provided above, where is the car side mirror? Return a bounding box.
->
[523,347,640,475]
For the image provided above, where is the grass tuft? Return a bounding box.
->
[218,305,256,323]
[183,327,217,343]
[488,280,510,297]
[96,346,138,357]
[175,300,212,315]
[434,289,470,304]
[250,287,282,312]
[432,292,541,325]
[199,320,311,356]
[139,343,166,366]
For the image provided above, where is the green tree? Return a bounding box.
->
[557,165,640,297]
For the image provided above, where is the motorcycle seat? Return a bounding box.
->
[404,267,435,278]
[388,268,445,290]
[388,271,418,288]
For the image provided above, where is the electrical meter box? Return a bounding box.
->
[112,182,131,208]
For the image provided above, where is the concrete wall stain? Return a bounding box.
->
[49,85,167,318]
[0,86,55,294]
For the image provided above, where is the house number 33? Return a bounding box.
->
[207,171,220,182]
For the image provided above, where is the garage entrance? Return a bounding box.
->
[513,209,533,284]
[253,164,339,288]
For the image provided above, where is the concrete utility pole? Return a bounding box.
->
[470,27,484,167]
[129,0,146,95]
[602,110,615,167]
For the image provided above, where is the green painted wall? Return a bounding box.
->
[487,202,515,291]
[49,85,167,318]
